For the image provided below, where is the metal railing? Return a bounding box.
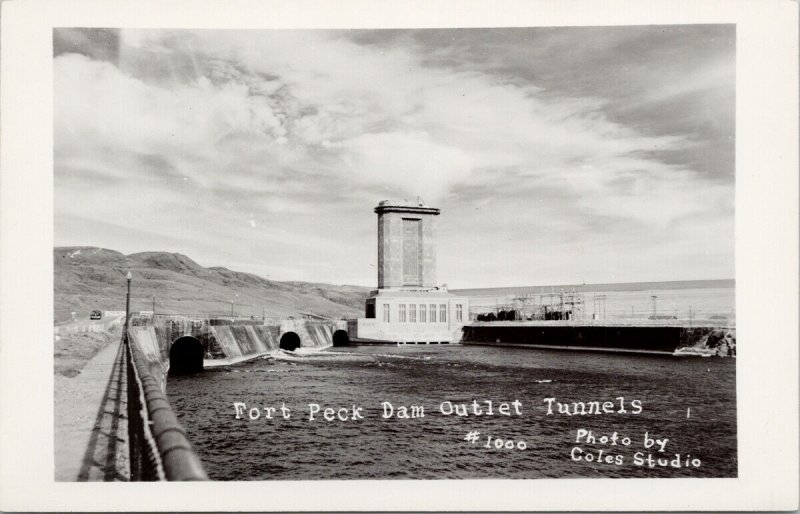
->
[124,331,208,481]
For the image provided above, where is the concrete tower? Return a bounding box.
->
[355,200,469,344]
[374,200,440,289]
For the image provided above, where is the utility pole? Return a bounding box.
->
[125,271,132,336]
[651,295,658,318]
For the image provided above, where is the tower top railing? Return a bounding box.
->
[375,200,440,215]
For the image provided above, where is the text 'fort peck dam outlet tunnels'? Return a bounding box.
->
[94,198,734,481]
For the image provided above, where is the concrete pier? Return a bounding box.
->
[462,320,736,355]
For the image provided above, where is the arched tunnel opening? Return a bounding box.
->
[332,330,350,347]
[279,331,301,352]
[169,336,204,375]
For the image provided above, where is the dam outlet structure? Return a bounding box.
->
[122,314,348,480]
[127,314,349,378]
[345,200,734,355]
[351,200,469,345]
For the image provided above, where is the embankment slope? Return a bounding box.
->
[55,247,368,323]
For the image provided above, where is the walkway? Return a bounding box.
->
[54,339,130,481]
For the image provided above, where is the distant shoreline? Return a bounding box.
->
[451,279,734,297]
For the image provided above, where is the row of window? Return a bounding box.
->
[381,303,464,323]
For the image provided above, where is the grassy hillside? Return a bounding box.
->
[54,247,369,323]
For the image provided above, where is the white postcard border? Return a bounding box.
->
[0,0,797,511]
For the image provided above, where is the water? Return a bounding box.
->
[168,345,737,479]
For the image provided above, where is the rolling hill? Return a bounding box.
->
[54,247,370,323]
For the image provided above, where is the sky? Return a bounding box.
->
[54,26,735,288]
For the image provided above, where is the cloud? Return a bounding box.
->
[54,27,735,286]
[331,131,472,201]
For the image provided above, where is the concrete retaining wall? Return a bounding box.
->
[127,316,348,387]
[461,322,736,355]
[280,318,348,348]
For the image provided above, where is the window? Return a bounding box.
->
[399,304,407,323]
[383,304,390,323]
[456,304,463,322]
[440,304,447,323]
[409,304,417,323]
[402,219,422,286]
[419,305,426,323]
[429,304,436,323]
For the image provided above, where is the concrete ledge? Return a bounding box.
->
[467,319,735,328]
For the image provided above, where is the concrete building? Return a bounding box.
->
[354,200,468,344]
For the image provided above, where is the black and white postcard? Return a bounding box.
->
[0,0,797,511]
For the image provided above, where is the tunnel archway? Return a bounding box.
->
[332,330,350,347]
[279,331,301,352]
[169,336,204,375]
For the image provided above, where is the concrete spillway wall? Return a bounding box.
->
[127,316,347,387]
[127,323,169,389]
[123,316,347,480]
[280,318,345,348]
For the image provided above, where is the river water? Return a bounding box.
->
[168,345,737,479]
